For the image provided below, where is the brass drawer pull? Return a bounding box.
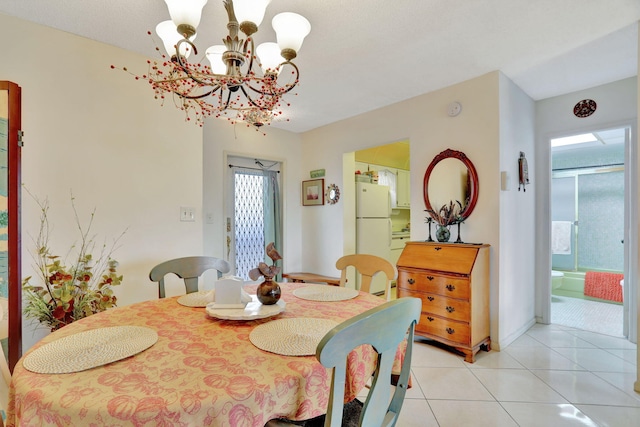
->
[427,296,434,302]
[408,278,415,285]
[446,327,455,335]
[427,276,434,281]
[427,316,434,322]
[446,284,456,291]
[446,306,455,313]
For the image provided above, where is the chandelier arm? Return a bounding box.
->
[244,37,256,77]
[221,89,233,111]
[174,39,211,87]
[238,85,265,110]
[243,61,301,96]
[153,72,222,100]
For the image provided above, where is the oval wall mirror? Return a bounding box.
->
[423,148,479,221]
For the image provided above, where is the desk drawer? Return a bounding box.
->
[417,314,470,346]
[413,293,469,322]
[398,269,470,299]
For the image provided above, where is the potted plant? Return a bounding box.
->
[22,194,125,331]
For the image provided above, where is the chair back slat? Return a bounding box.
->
[335,254,397,299]
[316,297,421,427]
[149,256,231,298]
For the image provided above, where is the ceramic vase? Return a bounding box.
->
[436,225,450,243]
[256,278,281,305]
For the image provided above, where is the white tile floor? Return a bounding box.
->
[551,295,624,337]
[372,323,639,426]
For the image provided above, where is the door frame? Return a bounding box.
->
[224,154,284,278]
[540,122,637,342]
[0,81,22,373]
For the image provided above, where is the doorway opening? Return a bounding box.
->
[351,140,410,295]
[226,156,282,280]
[549,126,628,337]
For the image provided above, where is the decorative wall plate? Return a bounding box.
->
[326,183,340,204]
[573,99,597,118]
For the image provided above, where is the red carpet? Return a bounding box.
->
[584,271,624,303]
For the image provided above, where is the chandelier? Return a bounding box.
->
[141,0,310,127]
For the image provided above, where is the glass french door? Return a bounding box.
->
[226,156,282,280]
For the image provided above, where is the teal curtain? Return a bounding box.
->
[262,170,282,280]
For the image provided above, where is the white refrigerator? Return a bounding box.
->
[356,182,392,294]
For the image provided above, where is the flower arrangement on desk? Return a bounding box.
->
[425,200,465,243]
[425,200,464,227]
[22,194,125,331]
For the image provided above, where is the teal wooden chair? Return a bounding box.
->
[149,256,231,298]
[266,297,421,427]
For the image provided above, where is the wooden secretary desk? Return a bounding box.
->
[396,241,490,363]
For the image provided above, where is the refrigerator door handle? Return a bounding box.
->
[388,219,392,247]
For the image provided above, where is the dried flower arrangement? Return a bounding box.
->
[425,200,464,227]
[22,193,125,331]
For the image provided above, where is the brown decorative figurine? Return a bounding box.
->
[249,242,282,305]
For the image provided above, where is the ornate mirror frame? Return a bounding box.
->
[423,148,479,221]
[325,183,340,205]
[0,81,22,373]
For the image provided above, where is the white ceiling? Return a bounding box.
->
[0,0,638,133]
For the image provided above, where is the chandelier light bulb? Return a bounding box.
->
[164,0,208,37]
[256,42,283,74]
[156,21,197,58]
[205,45,227,74]
[272,12,311,58]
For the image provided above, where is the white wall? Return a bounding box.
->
[637,28,640,392]
[534,77,638,343]
[202,121,304,279]
[498,74,537,346]
[299,72,528,348]
[0,14,204,351]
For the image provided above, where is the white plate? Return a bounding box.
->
[205,295,286,320]
[293,285,359,301]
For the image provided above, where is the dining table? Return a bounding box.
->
[7,282,406,427]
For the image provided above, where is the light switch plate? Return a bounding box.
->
[180,206,196,222]
[500,171,510,191]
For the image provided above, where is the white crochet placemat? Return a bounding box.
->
[23,326,158,374]
[293,285,359,302]
[249,318,338,356]
[177,290,215,307]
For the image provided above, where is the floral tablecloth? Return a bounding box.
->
[8,283,397,426]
